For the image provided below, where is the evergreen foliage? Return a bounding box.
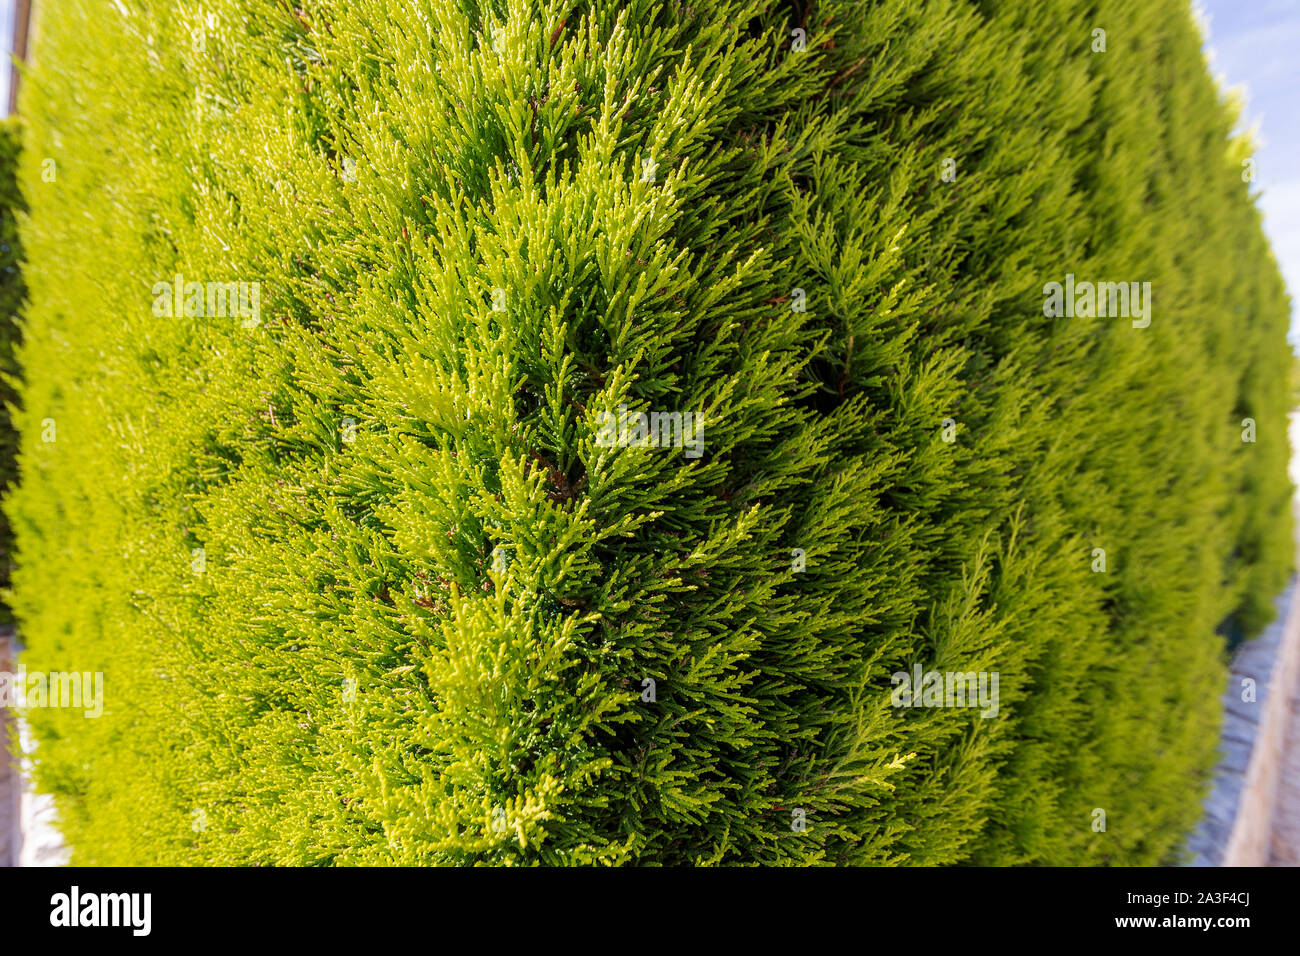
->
[5,0,1293,864]
[0,118,23,623]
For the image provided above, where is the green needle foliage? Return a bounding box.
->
[5,0,1293,865]
[0,118,24,623]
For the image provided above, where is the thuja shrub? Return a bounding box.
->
[0,118,23,622]
[6,0,1292,865]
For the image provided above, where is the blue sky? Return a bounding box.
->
[0,0,12,115]
[1197,0,1300,349]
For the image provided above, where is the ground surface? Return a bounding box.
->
[0,631,17,867]
[1270,663,1300,864]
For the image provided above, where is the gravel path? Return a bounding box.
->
[0,629,70,867]
[1269,659,1300,864]
[1268,415,1300,865]
[0,631,19,867]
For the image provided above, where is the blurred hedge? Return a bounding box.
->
[0,118,24,624]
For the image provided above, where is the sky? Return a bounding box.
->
[0,0,11,117]
[1197,0,1300,349]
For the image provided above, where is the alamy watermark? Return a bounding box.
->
[890,664,999,718]
[595,406,705,459]
[1043,274,1151,328]
[151,273,261,327]
[0,669,104,718]
[50,887,151,936]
